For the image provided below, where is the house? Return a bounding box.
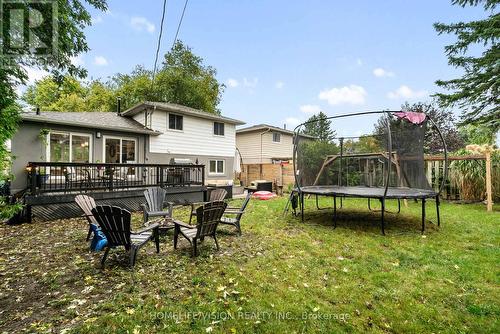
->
[236,124,314,164]
[10,102,245,194]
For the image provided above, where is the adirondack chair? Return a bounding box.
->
[189,188,228,223]
[174,201,227,257]
[91,205,160,267]
[219,192,252,235]
[75,194,98,241]
[141,187,170,225]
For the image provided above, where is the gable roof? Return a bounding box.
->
[236,124,316,139]
[20,111,162,135]
[122,101,245,125]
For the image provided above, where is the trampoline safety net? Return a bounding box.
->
[293,111,447,199]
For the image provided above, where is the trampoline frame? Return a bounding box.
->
[291,110,448,234]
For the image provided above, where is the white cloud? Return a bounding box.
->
[226,78,239,88]
[130,16,155,33]
[300,104,321,114]
[70,55,85,67]
[318,85,367,105]
[356,58,363,66]
[25,66,48,84]
[284,117,301,129]
[275,81,284,89]
[93,56,108,66]
[373,68,395,78]
[387,85,428,99]
[243,77,258,88]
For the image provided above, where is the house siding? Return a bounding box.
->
[236,130,294,164]
[133,109,236,185]
[137,111,236,157]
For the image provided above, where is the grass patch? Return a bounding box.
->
[0,197,498,333]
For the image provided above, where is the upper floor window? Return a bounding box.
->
[214,122,225,136]
[272,132,281,143]
[168,113,183,130]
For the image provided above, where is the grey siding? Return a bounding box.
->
[10,121,147,193]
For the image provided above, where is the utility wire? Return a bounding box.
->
[171,0,189,49]
[152,0,168,88]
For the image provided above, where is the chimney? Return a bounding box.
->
[283,123,287,130]
[116,96,122,116]
[36,107,40,115]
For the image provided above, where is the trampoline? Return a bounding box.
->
[287,110,448,234]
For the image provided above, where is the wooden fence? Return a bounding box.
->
[425,154,496,210]
[240,162,295,190]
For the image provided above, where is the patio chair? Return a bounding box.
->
[75,194,98,241]
[174,201,227,257]
[188,188,228,223]
[219,192,252,235]
[141,187,171,225]
[91,205,160,267]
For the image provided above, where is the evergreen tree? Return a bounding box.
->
[433,0,499,130]
[302,112,336,142]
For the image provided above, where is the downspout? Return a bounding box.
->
[144,105,157,163]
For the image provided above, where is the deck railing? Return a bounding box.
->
[26,162,205,194]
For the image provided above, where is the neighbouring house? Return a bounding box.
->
[236,124,314,164]
[10,101,245,194]
[235,124,315,189]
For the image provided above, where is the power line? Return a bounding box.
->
[172,0,189,49]
[152,0,168,86]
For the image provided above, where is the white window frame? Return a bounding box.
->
[46,131,92,162]
[272,132,281,143]
[167,113,184,132]
[213,122,225,137]
[102,135,138,163]
[208,159,225,175]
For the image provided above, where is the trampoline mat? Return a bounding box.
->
[297,186,437,199]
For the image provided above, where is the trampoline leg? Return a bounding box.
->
[421,198,426,234]
[300,192,304,223]
[367,198,372,211]
[340,196,343,209]
[380,198,385,235]
[397,199,401,213]
[333,196,337,228]
[436,196,440,227]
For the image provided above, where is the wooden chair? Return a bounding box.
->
[75,194,98,241]
[141,187,171,225]
[189,188,228,223]
[219,192,252,235]
[174,201,227,257]
[91,205,160,267]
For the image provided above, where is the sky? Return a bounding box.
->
[25,0,490,136]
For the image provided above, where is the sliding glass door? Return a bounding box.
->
[104,137,137,163]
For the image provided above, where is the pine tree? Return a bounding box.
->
[433,0,499,130]
[302,111,336,142]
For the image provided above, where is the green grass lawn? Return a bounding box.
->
[0,197,498,333]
